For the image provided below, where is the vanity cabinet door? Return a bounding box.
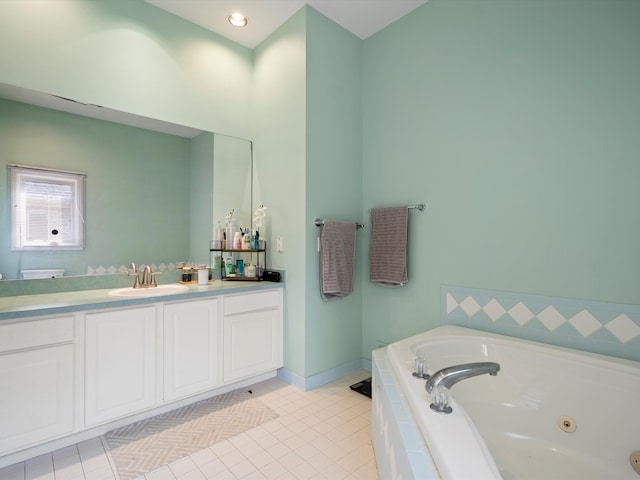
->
[0,344,74,454]
[84,306,156,427]
[163,299,219,402]
[222,290,283,383]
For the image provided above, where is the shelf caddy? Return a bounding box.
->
[210,246,266,281]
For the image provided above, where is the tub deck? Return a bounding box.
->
[373,325,640,479]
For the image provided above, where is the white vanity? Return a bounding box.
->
[0,284,283,468]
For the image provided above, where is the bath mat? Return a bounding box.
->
[350,377,372,398]
[105,389,279,480]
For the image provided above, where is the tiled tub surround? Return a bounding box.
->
[0,283,283,468]
[373,325,640,479]
[442,285,640,361]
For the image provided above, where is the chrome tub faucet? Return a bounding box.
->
[426,362,500,414]
[425,362,500,394]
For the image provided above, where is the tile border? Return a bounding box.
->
[441,285,640,362]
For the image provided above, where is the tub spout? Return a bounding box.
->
[425,362,500,394]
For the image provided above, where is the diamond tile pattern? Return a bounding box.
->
[483,299,506,322]
[568,310,602,337]
[459,296,481,317]
[508,302,535,326]
[537,306,566,331]
[443,286,640,361]
[87,262,178,275]
[606,315,640,343]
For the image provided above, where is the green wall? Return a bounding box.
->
[361,0,640,356]
[252,8,364,380]
[0,98,191,279]
[252,10,308,378]
[305,9,364,376]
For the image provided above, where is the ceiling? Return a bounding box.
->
[144,0,428,49]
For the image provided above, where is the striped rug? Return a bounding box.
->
[105,388,278,480]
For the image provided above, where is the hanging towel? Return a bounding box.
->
[369,207,409,287]
[320,220,357,301]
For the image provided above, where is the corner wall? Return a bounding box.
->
[304,8,364,377]
[361,0,640,358]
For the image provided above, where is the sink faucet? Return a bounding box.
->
[128,263,161,288]
[425,362,500,394]
[140,265,161,287]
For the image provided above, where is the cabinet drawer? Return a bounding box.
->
[223,289,280,316]
[0,316,74,353]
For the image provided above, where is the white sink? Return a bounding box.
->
[108,283,189,297]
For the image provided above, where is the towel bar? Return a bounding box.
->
[369,203,426,212]
[315,218,364,229]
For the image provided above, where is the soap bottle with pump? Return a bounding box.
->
[242,229,252,250]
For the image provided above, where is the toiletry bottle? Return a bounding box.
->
[233,231,242,250]
[214,221,223,249]
[251,230,259,250]
[225,256,234,276]
[225,221,235,250]
[246,263,256,278]
[242,230,252,250]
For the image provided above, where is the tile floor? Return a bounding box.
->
[0,371,378,480]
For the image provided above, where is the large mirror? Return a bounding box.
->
[0,83,252,281]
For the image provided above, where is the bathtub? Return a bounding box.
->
[371,325,640,479]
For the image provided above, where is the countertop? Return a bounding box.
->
[0,281,283,321]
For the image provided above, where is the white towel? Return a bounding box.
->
[320,220,357,301]
[369,207,409,287]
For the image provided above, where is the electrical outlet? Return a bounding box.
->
[276,236,284,252]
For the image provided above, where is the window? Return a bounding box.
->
[9,165,85,250]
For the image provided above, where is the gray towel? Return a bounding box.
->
[320,220,357,301]
[369,207,409,287]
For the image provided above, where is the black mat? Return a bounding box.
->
[349,377,372,398]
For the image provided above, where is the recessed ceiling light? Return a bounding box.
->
[228,12,248,27]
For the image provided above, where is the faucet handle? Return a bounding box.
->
[412,357,430,379]
[150,271,162,286]
[430,385,453,414]
[127,263,141,288]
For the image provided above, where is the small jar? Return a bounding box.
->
[197,265,209,285]
[182,267,192,282]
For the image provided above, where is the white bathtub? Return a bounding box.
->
[372,325,640,479]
